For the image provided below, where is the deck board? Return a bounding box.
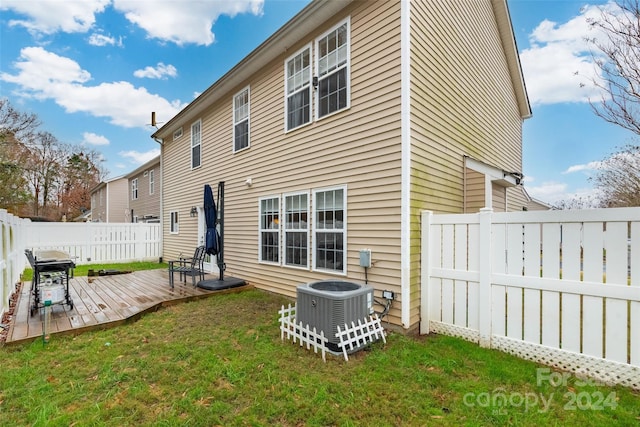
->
[5,269,250,345]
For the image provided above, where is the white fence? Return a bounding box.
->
[0,209,30,320]
[25,222,161,265]
[421,207,640,389]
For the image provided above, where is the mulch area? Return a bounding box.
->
[0,281,22,344]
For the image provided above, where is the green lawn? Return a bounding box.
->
[21,261,168,281]
[1,289,638,426]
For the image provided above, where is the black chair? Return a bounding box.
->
[168,246,206,288]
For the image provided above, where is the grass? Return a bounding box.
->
[0,289,638,426]
[21,261,168,281]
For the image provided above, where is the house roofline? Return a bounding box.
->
[124,155,160,179]
[491,0,532,120]
[152,0,353,141]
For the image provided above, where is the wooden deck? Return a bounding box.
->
[5,269,251,345]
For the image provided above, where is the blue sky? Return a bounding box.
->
[0,0,637,205]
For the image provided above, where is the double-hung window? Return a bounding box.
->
[316,19,350,119]
[313,187,346,273]
[191,120,201,169]
[233,87,250,152]
[259,196,279,263]
[131,178,138,200]
[284,192,309,268]
[285,46,311,131]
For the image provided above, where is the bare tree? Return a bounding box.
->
[588,0,640,135]
[590,144,640,207]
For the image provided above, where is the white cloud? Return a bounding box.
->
[88,33,123,47]
[562,161,603,174]
[526,181,602,205]
[134,63,177,80]
[82,132,110,146]
[0,46,185,129]
[519,2,622,106]
[112,0,264,46]
[118,148,160,165]
[0,0,110,35]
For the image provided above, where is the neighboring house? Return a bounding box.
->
[151,0,531,331]
[90,176,128,222]
[126,156,160,223]
[519,186,555,211]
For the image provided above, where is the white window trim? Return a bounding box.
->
[233,86,251,153]
[258,195,280,265]
[284,43,313,133]
[283,190,310,270]
[314,17,351,121]
[191,119,202,170]
[170,211,179,234]
[149,169,155,195]
[311,185,347,275]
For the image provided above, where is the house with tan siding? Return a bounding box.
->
[90,176,128,223]
[126,156,160,223]
[151,0,531,332]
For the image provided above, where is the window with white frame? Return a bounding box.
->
[191,120,201,169]
[170,211,179,234]
[131,178,138,200]
[284,192,309,267]
[259,197,279,263]
[149,170,155,195]
[316,19,350,119]
[233,87,250,152]
[285,46,311,131]
[313,187,346,273]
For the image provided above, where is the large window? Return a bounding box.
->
[233,87,250,152]
[259,197,279,263]
[170,211,179,234]
[285,46,311,131]
[313,187,346,273]
[131,178,138,200]
[316,19,349,119]
[191,120,201,169]
[284,192,309,268]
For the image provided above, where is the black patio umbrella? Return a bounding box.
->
[204,184,219,256]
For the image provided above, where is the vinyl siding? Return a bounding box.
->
[161,1,405,325]
[408,0,525,326]
[129,162,160,221]
[464,168,486,213]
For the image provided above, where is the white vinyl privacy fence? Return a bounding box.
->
[0,209,29,320]
[24,222,161,264]
[421,207,640,390]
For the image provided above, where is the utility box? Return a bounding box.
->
[359,249,372,268]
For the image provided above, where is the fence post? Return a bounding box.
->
[478,208,493,347]
[420,211,433,335]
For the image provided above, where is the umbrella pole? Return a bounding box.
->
[217,181,225,281]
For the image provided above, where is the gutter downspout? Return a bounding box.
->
[152,136,164,262]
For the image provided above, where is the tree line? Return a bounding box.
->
[0,99,108,221]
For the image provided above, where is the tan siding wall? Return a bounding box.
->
[492,183,507,212]
[409,0,524,327]
[464,168,486,213]
[507,185,529,212]
[162,1,405,325]
[107,179,129,222]
[129,163,160,221]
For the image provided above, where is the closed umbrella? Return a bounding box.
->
[204,184,219,255]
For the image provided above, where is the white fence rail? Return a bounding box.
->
[421,207,640,389]
[25,222,161,265]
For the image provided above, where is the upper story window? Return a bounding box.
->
[259,196,279,264]
[316,18,350,119]
[191,120,201,169]
[131,178,138,200]
[285,46,311,131]
[233,87,250,152]
[313,186,346,274]
[149,170,155,195]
